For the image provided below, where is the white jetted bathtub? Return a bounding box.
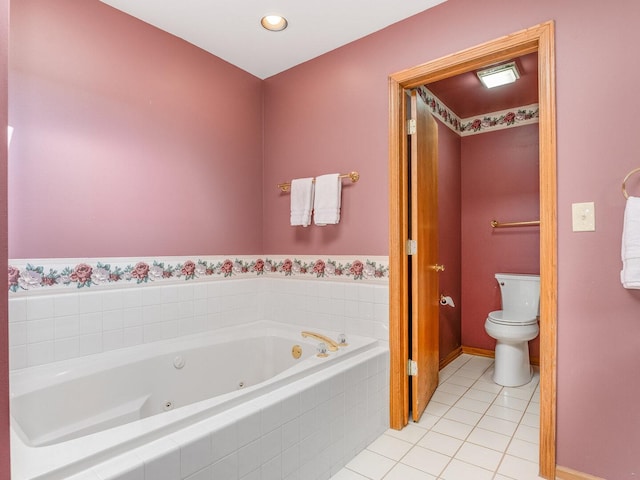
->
[11,321,388,479]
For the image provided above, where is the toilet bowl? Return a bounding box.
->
[484,273,540,387]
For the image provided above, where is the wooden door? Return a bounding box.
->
[410,89,440,422]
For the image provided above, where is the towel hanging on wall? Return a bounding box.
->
[290,177,314,227]
[313,173,342,226]
[621,196,640,288]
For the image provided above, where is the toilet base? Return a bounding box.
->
[493,340,532,387]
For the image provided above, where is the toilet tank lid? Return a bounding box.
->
[495,273,540,282]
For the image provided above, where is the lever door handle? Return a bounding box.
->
[432,264,445,272]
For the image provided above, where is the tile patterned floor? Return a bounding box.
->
[330,354,544,480]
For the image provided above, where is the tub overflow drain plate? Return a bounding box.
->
[292,344,302,359]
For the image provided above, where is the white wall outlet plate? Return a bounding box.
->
[572,202,595,232]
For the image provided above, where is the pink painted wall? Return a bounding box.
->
[0,0,8,476]
[461,125,540,357]
[437,122,462,363]
[262,46,389,255]
[261,1,640,477]
[9,0,264,259]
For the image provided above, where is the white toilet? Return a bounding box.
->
[484,273,540,387]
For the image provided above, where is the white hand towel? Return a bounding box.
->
[621,196,640,288]
[290,177,314,227]
[313,173,342,226]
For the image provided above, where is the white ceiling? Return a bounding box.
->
[99,0,446,79]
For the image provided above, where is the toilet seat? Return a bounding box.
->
[487,310,537,326]
[485,317,539,342]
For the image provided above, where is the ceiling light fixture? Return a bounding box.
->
[477,62,520,88]
[261,15,288,32]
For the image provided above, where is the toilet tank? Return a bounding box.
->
[495,273,540,318]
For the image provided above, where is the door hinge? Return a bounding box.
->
[406,239,417,256]
[407,118,416,135]
[407,359,418,376]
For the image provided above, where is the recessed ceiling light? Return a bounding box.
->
[477,62,520,88]
[261,15,288,32]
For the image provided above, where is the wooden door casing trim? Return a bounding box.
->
[388,78,410,427]
[388,21,557,479]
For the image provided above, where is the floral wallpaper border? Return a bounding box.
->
[8,255,389,293]
[417,86,539,136]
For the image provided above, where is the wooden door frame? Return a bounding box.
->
[388,21,557,479]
